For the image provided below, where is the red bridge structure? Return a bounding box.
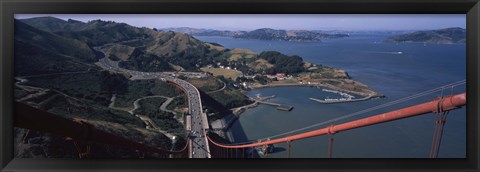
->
[14,80,466,158]
[15,102,190,158]
[207,92,466,159]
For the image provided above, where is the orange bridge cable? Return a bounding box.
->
[430,96,448,158]
[287,141,292,158]
[206,92,466,149]
[429,96,448,158]
[430,110,449,158]
[252,147,254,158]
[14,102,189,155]
[429,111,441,157]
[243,148,245,158]
[217,80,466,146]
[327,134,334,158]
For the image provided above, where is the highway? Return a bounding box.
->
[95,57,211,158]
[172,78,211,158]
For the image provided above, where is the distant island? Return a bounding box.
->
[160,27,246,37]
[161,27,349,42]
[384,27,466,44]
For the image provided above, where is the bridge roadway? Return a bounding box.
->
[95,57,211,158]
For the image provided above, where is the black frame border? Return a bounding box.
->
[1,0,479,171]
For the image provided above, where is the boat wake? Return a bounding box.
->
[363,51,403,55]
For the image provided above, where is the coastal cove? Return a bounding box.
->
[196,33,466,158]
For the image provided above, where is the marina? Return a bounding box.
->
[321,88,356,99]
[308,88,373,104]
[309,96,372,104]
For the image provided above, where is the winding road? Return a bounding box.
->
[96,56,211,158]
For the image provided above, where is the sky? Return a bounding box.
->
[15,14,466,31]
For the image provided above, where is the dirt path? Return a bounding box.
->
[128,95,171,114]
[17,89,50,102]
[159,97,177,115]
[108,94,182,140]
[16,78,81,103]
[136,115,175,139]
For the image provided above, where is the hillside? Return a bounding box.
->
[20,17,228,71]
[20,16,71,32]
[385,27,466,44]
[144,31,223,70]
[14,20,96,76]
[227,48,257,61]
[256,51,306,74]
[102,44,138,61]
[17,16,358,79]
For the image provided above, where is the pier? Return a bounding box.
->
[309,95,372,104]
[258,101,294,111]
[249,94,294,111]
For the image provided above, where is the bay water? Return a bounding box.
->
[196,34,466,158]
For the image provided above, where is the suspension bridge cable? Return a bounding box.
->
[223,80,466,146]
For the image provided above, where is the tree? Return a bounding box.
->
[99,71,128,94]
[255,75,269,85]
[257,51,306,75]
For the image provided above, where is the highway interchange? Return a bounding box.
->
[96,57,211,158]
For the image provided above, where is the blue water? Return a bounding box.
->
[196,34,466,158]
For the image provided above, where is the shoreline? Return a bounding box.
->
[215,81,383,134]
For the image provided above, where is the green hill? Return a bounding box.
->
[14,20,96,76]
[20,16,71,32]
[385,27,466,44]
[20,17,227,71]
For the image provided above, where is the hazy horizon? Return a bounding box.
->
[15,14,465,31]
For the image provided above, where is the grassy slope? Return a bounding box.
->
[14,20,96,76]
[15,71,182,158]
[134,97,184,136]
[200,67,243,80]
